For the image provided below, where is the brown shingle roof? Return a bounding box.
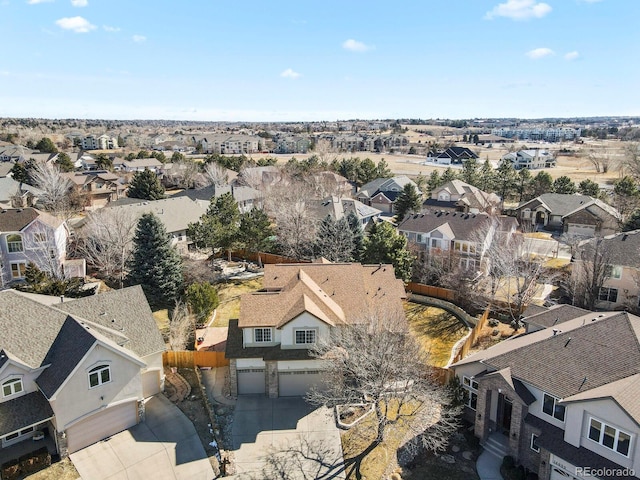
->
[238,263,406,328]
[0,208,40,232]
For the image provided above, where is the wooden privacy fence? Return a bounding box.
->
[219,250,310,265]
[450,306,491,366]
[432,366,455,385]
[163,350,230,369]
[406,283,455,302]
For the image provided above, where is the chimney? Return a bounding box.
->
[60,295,64,304]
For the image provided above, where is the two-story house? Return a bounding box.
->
[423,180,501,215]
[225,261,406,398]
[308,196,382,227]
[427,146,479,165]
[0,208,69,286]
[398,211,518,271]
[63,171,126,210]
[357,176,420,214]
[515,193,620,237]
[0,286,165,461]
[502,149,556,170]
[573,230,640,312]
[452,310,640,480]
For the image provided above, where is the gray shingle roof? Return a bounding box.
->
[398,211,493,240]
[523,304,590,329]
[0,208,40,232]
[225,319,313,361]
[518,193,593,216]
[578,229,640,269]
[0,391,54,436]
[55,285,165,358]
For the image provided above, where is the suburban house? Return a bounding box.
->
[308,196,382,227]
[225,262,406,398]
[0,208,69,286]
[0,286,165,461]
[520,304,590,333]
[423,180,501,215]
[427,146,479,165]
[0,146,37,163]
[573,230,640,312]
[174,184,264,213]
[398,211,518,271]
[63,171,126,210]
[357,176,420,214]
[451,309,640,480]
[118,158,164,175]
[501,149,556,170]
[0,177,43,209]
[103,196,207,250]
[515,193,620,237]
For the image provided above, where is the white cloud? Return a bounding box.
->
[564,51,580,60]
[526,47,555,59]
[132,34,146,43]
[103,25,120,32]
[71,0,87,6]
[485,0,552,20]
[342,39,373,52]
[28,0,54,4]
[55,16,96,33]
[280,68,301,79]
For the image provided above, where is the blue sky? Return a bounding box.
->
[1,0,637,121]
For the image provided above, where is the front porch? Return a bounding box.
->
[0,427,57,466]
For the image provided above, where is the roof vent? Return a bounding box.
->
[552,328,561,336]
[598,314,605,318]
[552,317,559,325]
[564,337,572,347]
[622,234,628,241]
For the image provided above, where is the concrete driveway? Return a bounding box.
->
[70,395,214,480]
[230,396,345,479]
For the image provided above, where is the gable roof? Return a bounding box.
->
[398,211,494,240]
[578,229,640,269]
[308,196,381,223]
[0,178,43,203]
[0,207,40,232]
[523,304,590,329]
[436,147,479,160]
[0,391,54,436]
[517,193,593,216]
[239,262,406,328]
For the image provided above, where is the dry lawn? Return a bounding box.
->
[152,309,170,333]
[404,303,468,367]
[212,278,263,327]
[24,458,79,480]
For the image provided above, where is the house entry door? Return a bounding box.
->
[498,394,512,435]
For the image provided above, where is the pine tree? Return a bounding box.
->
[35,137,58,154]
[314,215,355,262]
[362,221,414,281]
[127,168,165,200]
[516,168,532,202]
[55,152,75,172]
[441,167,457,184]
[394,183,422,223]
[494,160,518,204]
[553,176,577,194]
[128,213,183,307]
[186,282,219,323]
[346,211,364,261]
[578,179,601,198]
[479,158,496,192]
[530,171,554,198]
[188,193,241,260]
[460,158,480,186]
[426,170,442,194]
[239,208,275,254]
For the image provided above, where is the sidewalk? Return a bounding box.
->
[200,366,236,407]
[476,450,504,480]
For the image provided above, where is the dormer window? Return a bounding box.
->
[2,378,23,397]
[295,329,316,345]
[89,364,111,388]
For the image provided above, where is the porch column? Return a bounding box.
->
[56,430,69,459]
[475,386,492,442]
[508,401,527,462]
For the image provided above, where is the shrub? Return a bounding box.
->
[488,318,499,327]
[502,455,515,469]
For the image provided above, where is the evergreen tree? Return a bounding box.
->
[346,211,364,261]
[239,208,275,254]
[472,134,479,144]
[612,176,640,222]
[516,168,531,202]
[479,158,496,192]
[460,158,480,186]
[314,215,354,262]
[186,282,219,323]
[426,170,442,194]
[95,153,113,171]
[494,160,518,204]
[553,176,577,194]
[529,171,554,198]
[357,158,379,186]
[362,221,414,281]
[578,179,601,198]
[55,152,75,172]
[9,162,31,184]
[462,134,468,143]
[127,168,165,200]
[376,159,392,178]
[188,193,240,259]
[35,137,58,153]
[128,213,183,307]
[440,167,457,184]
[394,183,422,223]
[623,210,640,232]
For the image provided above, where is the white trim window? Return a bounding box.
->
[588,418,632,457]
[88,364,111,388]
[598,287,618,303]
[530,433,540,452]
[10,262,27,279]
[542,393,565,422]
[607,265,622,279]
[6,234,23,253]
[454,241,476,254]
[462,376,478,410]
[2,378,23,397]
[253,328,272,343]
[459,257,477,270]
[294,329,316,345]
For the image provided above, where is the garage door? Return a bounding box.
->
[237,368,265,395]
[278,370,324,397]
[66,401,138,453]
[550,466,579,480]
[566,224,595,237]
[142,370,161,398]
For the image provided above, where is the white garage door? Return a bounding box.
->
[278,370,324,397]
[550,466,579,480]
[66,401,138,453]
[566,224,596,237]
[142,370,161,398]
[237,368,265,395]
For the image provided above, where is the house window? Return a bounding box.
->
[254,328,272,343]
[10,262,27,279]
[462,376,478,410]
[2,378,23,397]
[459,258,477,270]
[88,365,111,388]
[6,234,23,253]
[598,287,618,303]
[542,393,565,422]
[295,329,316,345]
[588,418,632,456]
[416,234,423,243]
[33,233,47,243]
[530,434,540,452]
[607,265,622,279]
[431,239,442,249]
[454,241,475,254]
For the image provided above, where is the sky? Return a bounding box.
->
[0,0,638,122]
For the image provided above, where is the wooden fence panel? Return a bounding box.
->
[406,283,455,301]
[163,350,230,368]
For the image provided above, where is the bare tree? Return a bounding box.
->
[204,162,231,187]
[313,138,340,165]
[306,312,460,478]
[31,162,79,220]
[168,301,194,351]
[569,237,612,310]
[586,148,615,174]
[75,208,137,288]
[164,159,203,189]
[622,142,640,180]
